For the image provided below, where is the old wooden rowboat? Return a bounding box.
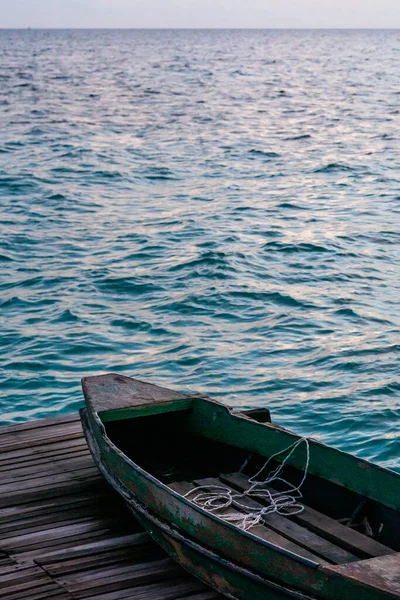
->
[80,373,400,600]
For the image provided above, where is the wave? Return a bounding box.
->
[1,29,399,470]
[229,289,317,309]
[263,241,331,254]
[95,277,164,295]
[313,163,357,173]
[143,167,179,180]
[284,134,311,140]
[248,149,281,158]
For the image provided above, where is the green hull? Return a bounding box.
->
[81,373,400,600]
[81,408,312,600]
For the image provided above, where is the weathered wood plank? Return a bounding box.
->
[0,513,125,541]
[0,413,79,437]
[0,579,62,598]
[0,467,100,496]
[0,420,83,442]
[0,412,221,599]
[1,466,99,491]
[184,591,222,600]
[0,477,105,509]
[223,472,392,559]
[3,592,71,600]
[189,478,328,565]
[0,499,112,533]
[0,563,73,600]
[0,565,44,584]
[0,455,93,482]
[60,560,183,598]
[0,490,109,521]
[0,586,71,600]
[0,438,88,465]
[58,556,174,585]
[325,553,400,598]
[11,531,119,561]
[183,594,222,600]
[0,556,14,568]
[82,373,188,414]
[35,532,151,564]
[40,543,163,577]
[0,424,84,453]
[218,474,358,564]
[0,448,91,473]
[1,519,122,550]
[80,579,209,600]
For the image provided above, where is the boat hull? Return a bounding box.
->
[81,408,313,600]
[128,489,314,600]
[80,374,400,600]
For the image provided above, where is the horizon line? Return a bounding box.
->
[1,26,400,31]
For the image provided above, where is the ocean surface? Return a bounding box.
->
[0,29,399,469]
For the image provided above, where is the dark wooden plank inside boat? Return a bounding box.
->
[81,373,400,600]
[191,477,358,564]
[169,479,329,566]
[220,472,391,559]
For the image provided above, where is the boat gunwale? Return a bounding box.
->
[81,374,400,493]
[80,405,322,568]
[187,397,400,510]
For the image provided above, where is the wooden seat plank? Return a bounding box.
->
[171,479,328,565]
[207,476,358,564]
[223,472,392,559]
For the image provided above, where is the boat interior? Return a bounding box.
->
[103,407,400,567]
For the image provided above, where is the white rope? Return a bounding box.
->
[184,437,310,531]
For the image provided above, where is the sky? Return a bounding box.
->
[1,0,399,29]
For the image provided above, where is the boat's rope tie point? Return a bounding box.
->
[184,437,310,531]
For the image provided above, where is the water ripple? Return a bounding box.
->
[0,29,399,471]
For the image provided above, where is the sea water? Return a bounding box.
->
[0,29,399,470]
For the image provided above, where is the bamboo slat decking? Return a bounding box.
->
[0,413,222,600]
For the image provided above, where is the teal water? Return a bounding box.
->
[0,29,399,470]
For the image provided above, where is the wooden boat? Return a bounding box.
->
[80,373,400,600]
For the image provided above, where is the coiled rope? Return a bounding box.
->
[184,437,310,531]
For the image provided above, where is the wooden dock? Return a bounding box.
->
[0,413,222,600]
